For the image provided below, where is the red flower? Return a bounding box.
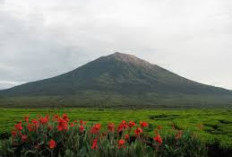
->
[91,138,98,149]
[24,116,29,123]
[90,123,101,134]
[53,114,59,121]
[79,125,84,133]
[15,122,23,131]
[125,134,129,140]
[154,134,162,144]
[80,120,87,125]
[11,130,17,137]
[21,134,27,142]
[118,139,126,148]
[32,119,39,129]
[117,125,123,133]
[117,120,128,132]
[70,123,75,127]
[27,123,35,132]
[128,121,136,128]
[57,118,68,131]
[62,114,69,122]
[134,128,143,136]
[49,139,56,149]
[107,123,115,132]
[39,115,49,124]
[140,121,148,128]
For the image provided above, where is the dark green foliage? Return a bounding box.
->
[0,117,207,157]
[161,131,208,157]
[0,133,207,157]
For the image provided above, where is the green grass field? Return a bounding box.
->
[0,108,232,149]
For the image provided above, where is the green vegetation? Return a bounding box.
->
[0,108,232,150]
[0,113,207,157]
[1,92,232,108]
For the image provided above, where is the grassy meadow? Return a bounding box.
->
[0,108,232,149]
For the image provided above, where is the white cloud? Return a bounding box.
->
[0,0,231,89]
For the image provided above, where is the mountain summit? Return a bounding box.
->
[106,52,151,66]
[0,52,232,108]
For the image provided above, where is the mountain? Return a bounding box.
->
[0,52,232,108]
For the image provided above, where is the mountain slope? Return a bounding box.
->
[0,52,232,108]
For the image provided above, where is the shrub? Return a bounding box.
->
[0,114,207,157]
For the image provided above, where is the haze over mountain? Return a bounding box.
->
[0,52,232,108]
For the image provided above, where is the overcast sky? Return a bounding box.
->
[0,0,232,90]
